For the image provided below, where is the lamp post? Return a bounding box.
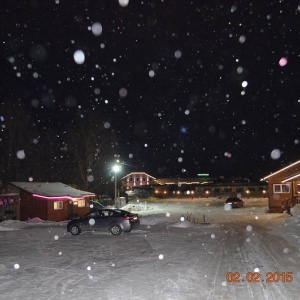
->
[246,190,250,199]
[112,164,121,200]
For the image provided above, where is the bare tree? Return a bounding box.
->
[0,99,37,184]
[65,112,113,190]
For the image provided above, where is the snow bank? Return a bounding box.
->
[290,204,300,218]
[170,220,193,228]
[0,218,66,231]
[0,220,25,231]
[26,217,45,223]
[140,214,170,226]
[288,204,300,224]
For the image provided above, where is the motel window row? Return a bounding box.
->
[54,201,63,210]
[273,184,300,193]
[128,178,153,182]
[273,184,290,193]
[202,187,266,193]
[53,200,86,210]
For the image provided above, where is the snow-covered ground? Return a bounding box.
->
[0,198,300,300]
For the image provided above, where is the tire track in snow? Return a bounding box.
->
[221,221,299,300]
[245,222,299,300]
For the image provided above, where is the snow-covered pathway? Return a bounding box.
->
[0,198,299,300]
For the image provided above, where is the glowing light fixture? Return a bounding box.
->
[113,164,121,200]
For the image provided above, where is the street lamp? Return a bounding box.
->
[113,164,121,200]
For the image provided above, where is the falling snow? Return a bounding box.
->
[1,0,298,182]
[1,1,300,298]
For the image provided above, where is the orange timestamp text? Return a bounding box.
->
[226,272,293,283]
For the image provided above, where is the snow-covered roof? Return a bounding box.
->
[10,182,95,198]
[121,172,157,179]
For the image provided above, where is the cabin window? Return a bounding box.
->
[297,185,300,193]
[78,200,85,207]
[273,184,290,193]
[54,201,63,210]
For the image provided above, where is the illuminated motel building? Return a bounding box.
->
[121,172,157,189]
[121,172,267,198]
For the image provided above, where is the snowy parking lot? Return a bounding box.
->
[0,198,300,300]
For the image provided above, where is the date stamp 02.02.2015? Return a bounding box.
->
[226,272,294,283]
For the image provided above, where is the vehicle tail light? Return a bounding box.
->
[123,216,138,221]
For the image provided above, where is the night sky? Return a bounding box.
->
[1,0,300,184]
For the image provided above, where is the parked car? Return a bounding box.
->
[67,208,140,235]
[224,197,244,208]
